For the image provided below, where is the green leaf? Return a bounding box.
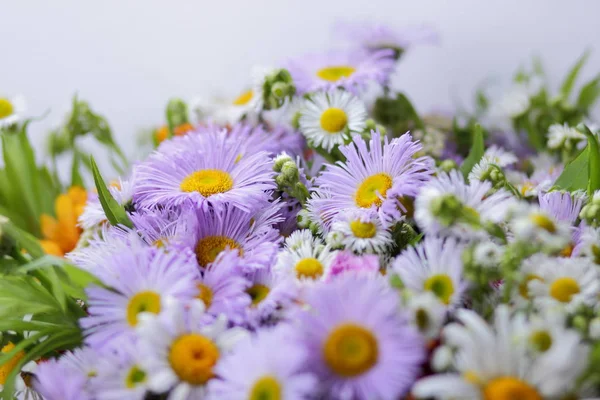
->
[576,74,600,111]
[578,124,600,195]
[560,50,590,98]
[0,277,61,318]
[1,221,44,259]
[460,124,485,179]
[71,152,85,187]
[553,145,589,191]
[372,93,424,137]
[90,157,133,228]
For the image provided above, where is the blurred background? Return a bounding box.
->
[2,0,599,164]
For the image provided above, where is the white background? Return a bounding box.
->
[2,0,599,166]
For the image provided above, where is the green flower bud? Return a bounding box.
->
[438,159,458,173]
[166,98,189,129]
[273,153,293,173]
[297,209,311,229]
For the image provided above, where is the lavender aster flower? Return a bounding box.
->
[177,202,282,270]
[33,358,90,400]
[129,206,195,249]
[538,191,586,225]
[80,247,199,348]
[245,266,298,327]
[294,274,425,399]
[309,131,433,229]
[133,128,275,212]
[210,326,317,399]
[286,49,395,94]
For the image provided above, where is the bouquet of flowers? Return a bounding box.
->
[1,22,600,400]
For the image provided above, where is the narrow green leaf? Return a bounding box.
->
[71,152,85,188]
[1,221,44,259]
[460,125,485,179]
[90,157,133,228]
[560,50,590,98]
[576,74,600,111]
[553,145,589,191]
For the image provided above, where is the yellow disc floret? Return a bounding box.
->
[355,173,393,208]
[126,291,161,326]
[233,90,254,106]
[180,169,234,197]
[423,274,455,305]
[295,258,324,280]
[316,66,356,82]
[197,283,214,308]
[125,365,147,388]
[350,220,377,238]
[195,235,242,267]
[249,375,282,400]
[247,284,270,306]
[549,277,580,303]
[323,323,378,377]
[320,107,348,133]
[483,377,542,400]
[169,334,219,385]
[0,98,14,119]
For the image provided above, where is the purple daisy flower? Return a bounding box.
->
[309,130,433,229]
[538,191,586,225]
[293,273,425,399]
[209,326,317,399]
[326,251,380,281]
[80,246,199,349]
[133,128,275,212]
[196,251,251,325]
[129,206,195,249]
[33,358,91,400]
[335,21,440,53]
[285,49,396,94]
[177,202,283,270]
[226,122,306,159]
[245,265,298,327]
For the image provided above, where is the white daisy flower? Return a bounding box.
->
[573,224,600,263]
[412,127,446,157]
[547,123,585,150]
[329,208,393,254]
[523,255,599,310]
[79,177,134,229]
[482,145,518,167]
[298,90,367,151]
[472,241,504,268]
[412,306,589,400]
[488,83,531,119]
[392,236,467,308]
[414,170,516,240]
[274,240,337,283]
[405,291,447,340]
[0,95,26,128]
[509,203,572,252]
[283,229,318,251]
[94,342,149,400]
[136,298,248,400]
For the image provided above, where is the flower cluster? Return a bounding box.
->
[2,21,600,400]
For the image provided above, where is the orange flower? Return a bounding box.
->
[39,186,87,257]
[0,342,25,385]
[154,123,195,144]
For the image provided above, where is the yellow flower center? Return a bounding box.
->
[233,90,254,106]
[319,107,348,133]
[197,283,214,308]
[249,375,282,400]
[529,213,556,233]
[518,274,543,299]
[316,66,356,82]
[354,173,393,208]
[0,342,25,385]
[549,277,580,303]
[560,242,574,258]
[483,377,542,400]
[126,291,161,327]
[529,330,552,352]
[195,235,242,267]
[0,98,14,119]
[350,220,377,238]
[423,274,455,305]
[125,365,147,388]
[169,334,219,385]
[323,323,378,377]
[415,308,430,331]
[295,257,324,280]
[180,169,234,197]
[247,284,270,306]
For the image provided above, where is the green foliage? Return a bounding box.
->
[560,50,591,98]
[166,98,189,138]
[91,157,133,228]
[460,124,485,179]
[372,92,424,137]
[553,145,589,192]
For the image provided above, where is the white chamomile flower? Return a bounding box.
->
[329,208,393,254]
[573,224,600,263]
[412,306,589,400]
[79,177,134,229]
[522,255,599,310]
[392,236,467,308]
[509,203,572,251]
[488,83,531,120]
[283,229,318,251]
[94,342,149,400]
[299,90,367,151]
[483,145,518,167]
[0,95,26,128]
[472,241,504,268]
[547,123,585,150]
[412,127,445,157]
[137,299,248,400]
[405,291,447,340]
[275,240,337,283]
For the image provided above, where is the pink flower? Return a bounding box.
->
[326,251,380,281]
